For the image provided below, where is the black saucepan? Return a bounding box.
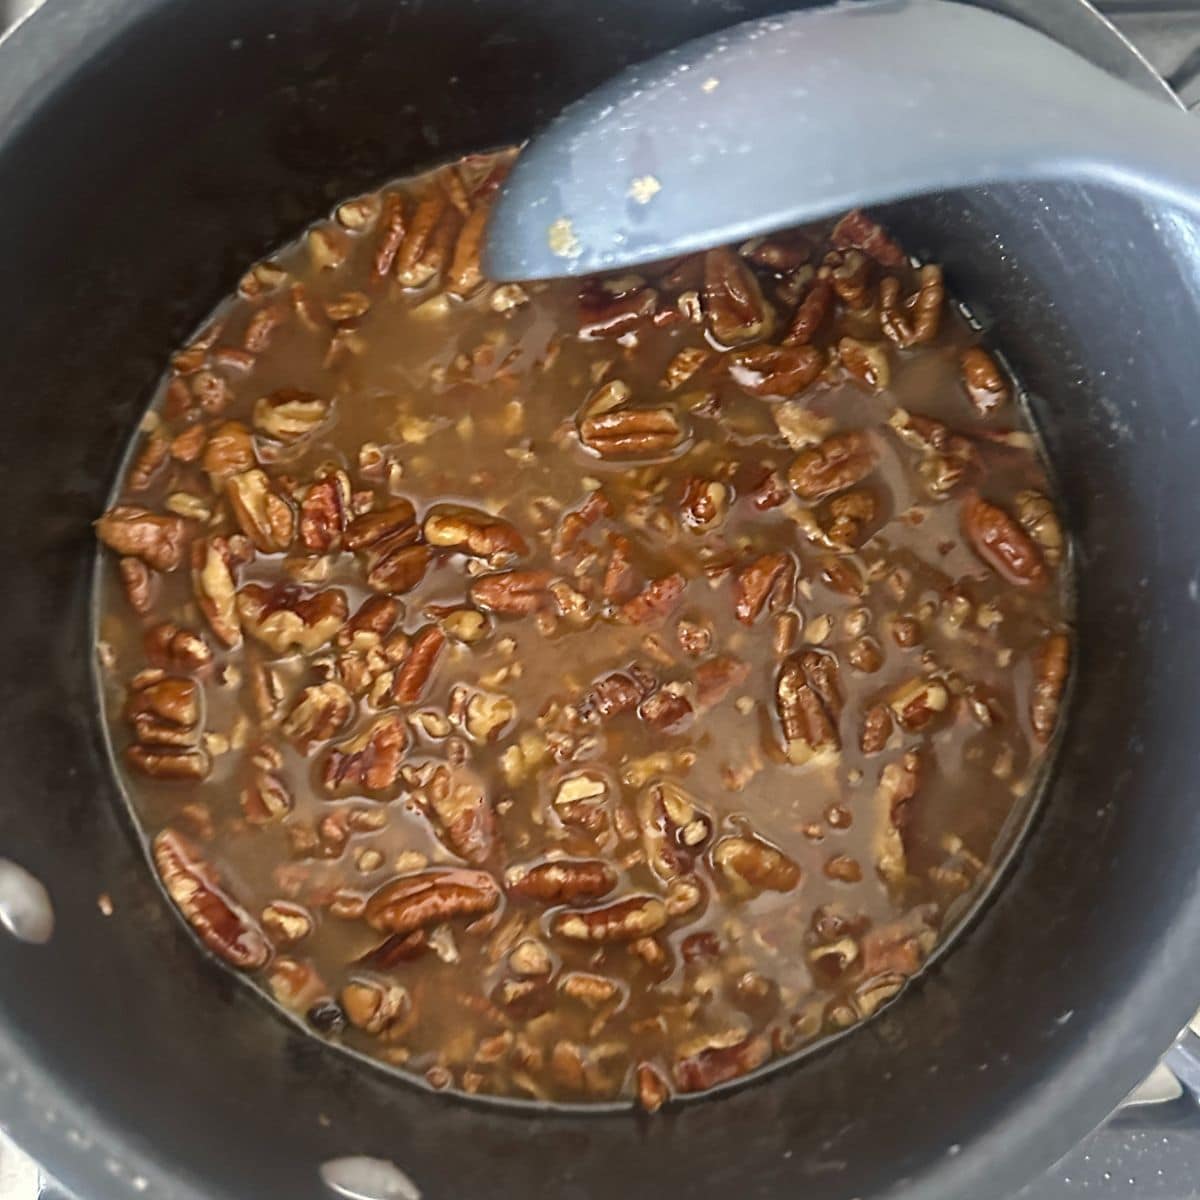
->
[1,2,1199,1198]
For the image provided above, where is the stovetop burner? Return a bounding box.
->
[0,1,1198,1197]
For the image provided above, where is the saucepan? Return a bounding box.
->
[0,1,1198,1198]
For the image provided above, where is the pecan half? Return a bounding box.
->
[825,249,873,309]
[127,745,211,780]
[961,492,1046,587]
[1015,490,1064,567]
[838,337,890,390]
[226,469,295,553]
[126,672,199,732]
[192,535,251,647]
[1030,632,1070,743]
[96,506,187,572]
[364,868,500,935]
[578,277,659,339]
[674,1032,770,1093]
[128,432,170,492]
[282,682,354,750]
[391,625,446,704]
[144,622,212,671]
[680,477,729,530]
[201,420,256,481]
[345,501,431,594]
[323,713,408,793]
[423,504,528,563]
[732,552,793,624]
[960,346,1011,415]
[831,210,906,267]
[703,247,773,347]
[861,909,938,979]
[153,829,269,969]
[602,534,639,603]
[694,655,750,709]
[413,763,497,864]
[553,896,667,943]
[237,583,348,654]
[822,488,878,549]
[726,344,824,399]
[889,676,949,731]
[552,490,612,558]
[777,651,841,755]
[299,471,351,553]
[860,704,893,753]
[470,569,554,616]
[507,860,616,904]
[712,835,800,895]
[241,756,294,824]
[579,407,686,460]
[639,688,694,733]
[118,558,156,614]
[579,671,647,720]
[395,187,458,287]
[875,751,921,883]
[446,201,490,298]
[783,278,834,346]
[879,265,943,347]
[621,573,686,626]
[253,388,330,445]
[788,431,875,500]
[372,191,407,276]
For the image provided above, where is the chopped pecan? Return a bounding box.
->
[788,431,875,501]
[880,265,943,347]
[579,407,686,460]
[961,492,1046,587]
[237,583,348,654]
[364,868,500,935]
[192,535,251,647]
[423,504,528,563]
[602,534,639,603]
[783,278,834,346]
[323,713,408,793]
[860,704,892,753]
[553,896,667,943]
[201,420,256,481]
[118,557,156,613]
[680,477,729,530]
[578,277,659,338]
[282,682,354,750]
[889,676,949,731]
[661,346,712,391]
[341,979,411,1035]
[153,829,269,969]
[391,625,446,704]
[712,835,800,895]
[226,469,295,553]
[776,651,841,755]
[961,346,1011,415]
[470,569,554,616]
[823,488,878,549]
[732,552,793,624]
[621,573,686,626]
[694,655,750,708]
[144,622,212,671]
[344,501,431,594]
[831,210,906,267]
[838,337,890,390]
[875,751,921,883]
[674,1032,770,1093]
[639,688,694,733]
[507,860,617,904]
[1031,632,1070,743]
[861,909,937,979]
[128,432,170,492]
[253,388,330,445]
[299,471,351,553]
[727,344,824,399]
[579,671,646,720]
[96,506,187,572]
[638,780,712,881]
[241,758,294,824]
[703,247,773,347]
[552,490,612,558]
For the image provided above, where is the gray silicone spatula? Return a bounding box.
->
[483,0,1200,281]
